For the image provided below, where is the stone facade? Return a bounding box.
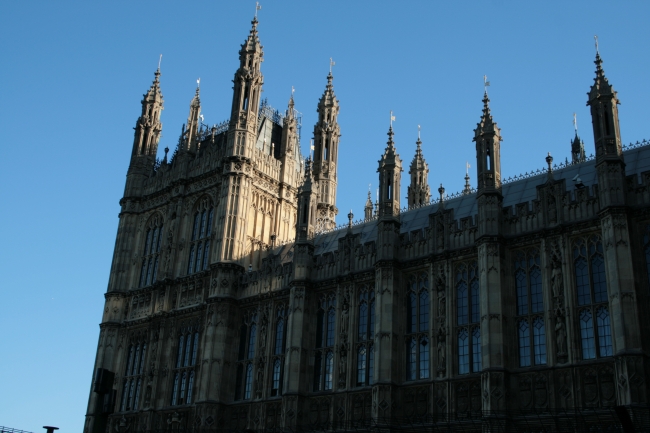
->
[85,17,650,433]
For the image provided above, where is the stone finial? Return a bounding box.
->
[546,152,553,172]
[348,210,354,227]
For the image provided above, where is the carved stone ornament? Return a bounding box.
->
[555,310,568,362]
[340,300,350,338]
[437,325,446,376]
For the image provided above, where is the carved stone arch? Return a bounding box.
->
[358,282,368,295]
[184,195,199,215]
[207,188,219,208]
[193,194,214,214]
[145,211,165,230]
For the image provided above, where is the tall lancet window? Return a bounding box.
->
[271,305,287,397]
[235,311,258,401]
[405,273,430,381]
[187,197,214,275]
[170,325,199,406]
[456,262,481,375]
[120,337,147,412]
[357,285,375,386]
[514,249,546,367]
[573,236,612,359]
[314,294,336,391]
[139,215,164,287]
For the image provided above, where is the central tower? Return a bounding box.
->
[312,69,340,231]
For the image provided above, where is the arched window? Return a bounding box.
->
[314,294,336,391]
[275,307,286,355]
[405,273,430,381]
[235,311,258,400]
[574,236,611,360]
[120,339,147,412]
[187,198,214,275]
[419,336,430,379]
[407,338,417,381]
[186,371,195,405]
[419,290,430,332]
[244,364,253,399]
[517,319,530,367]
[324,351,334,390]
[533,317,547,365]
[408,292,417,333]
[357,347,367,385]
[271,359,282,396]
[170,327,200,406]
[471,327,481,372]
[326,310,335,346]
[358,302,368,340]
[596,306,613,357]
[248,323,257,359]
[357,287,375,386]
[271,305,287,397]
[456,262,481,375]
[514,249,546,367]
[458,328,469,375]
[139,215,164,287]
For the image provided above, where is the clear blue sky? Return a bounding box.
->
[0,1,648,431]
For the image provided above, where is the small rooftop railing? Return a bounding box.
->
[0,427,34,433]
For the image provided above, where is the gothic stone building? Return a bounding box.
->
[86,16,650,433]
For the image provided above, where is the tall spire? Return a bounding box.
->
[279,89,302,189]
[571,113,586,163]
[185,79,202,152]
[227,14,264,157]
[407,126,430,208]
[473,88,502,194]
[587,38,622,163]
[364,188,373,220]
[125,65,164,196]
[477,91,498,134]
[588,46,615,102]
[130,67,164,161]
[463,162,472,194]
[377,121,403,220]
[586,37,626,211]
[296,158,319,242]
[312,64,341,231]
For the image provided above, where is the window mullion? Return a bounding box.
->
[530,317,535,363]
